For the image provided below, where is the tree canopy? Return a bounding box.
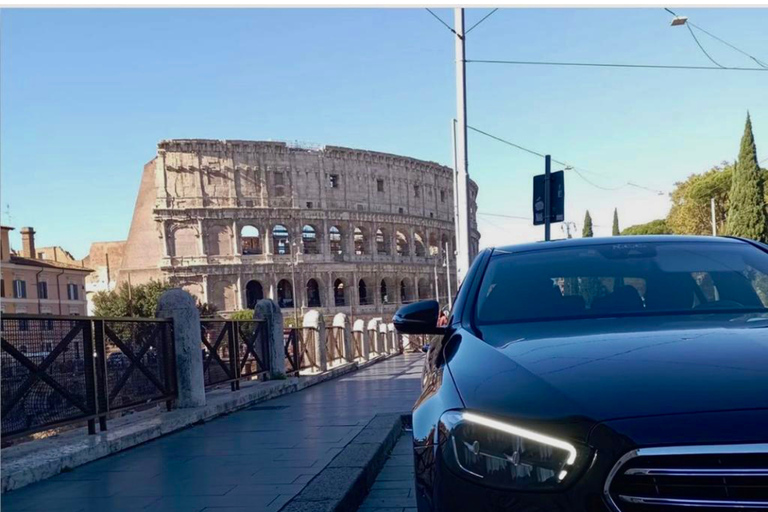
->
[621,219,672,235]
[725,114,767,242]
[667,163,733,236]
[93,280,217,318]
[582,210,593,238]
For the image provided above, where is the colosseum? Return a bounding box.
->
[115,139,480,319]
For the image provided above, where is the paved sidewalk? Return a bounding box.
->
[2,353,424,512]
[358,434,417,512]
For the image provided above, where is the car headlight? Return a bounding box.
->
[439,411,588,490]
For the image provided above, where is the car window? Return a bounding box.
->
[475,241,768,325]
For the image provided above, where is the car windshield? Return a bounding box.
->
[475,241,768,325]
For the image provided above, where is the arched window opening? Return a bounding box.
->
[334,279,346,307]
[380,279,389,304]
[418,278,431,300]
[241,225,262,255]
[414,233,426,257]
[245,280,264,309]
[306,279,321,308]
[428,233,439,256]
[441,234,449,256]
[329,226,343,255]
[302,225,319,255]
[358,279,370,306]
[396,231,409,256]
[376,229,389,255]
[353,227,367,255]
[272,225,290,255]
[400,279,412,303]
[277,279,293,308]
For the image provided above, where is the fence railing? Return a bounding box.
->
[1,314,176,440]
[201,320,269,391]
[283,328,301,377]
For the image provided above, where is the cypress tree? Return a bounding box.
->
[612,208,620,236]
[725,113,767,242]
[582,210,594,238]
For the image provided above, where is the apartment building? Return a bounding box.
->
[1,226,92,315]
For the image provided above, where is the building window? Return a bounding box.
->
[306,201,313,209]
[414,185,420,198]
[327,174,339,189]
[440,190,446,203]
[13,279,27,299]
[398,207,404,214]
[0,279,4,298]
[38,281,48,300]
[377,179,384,192]
[67,283,79,301]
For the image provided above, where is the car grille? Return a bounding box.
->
[604,444,768,511]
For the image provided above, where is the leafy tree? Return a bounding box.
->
[621,219,672,235]
[725,114,767,242]
[229,310,254,320]
[93,280,216,318]
[667,163,733,236]
[612,209,620,236]
[582,210,593,238]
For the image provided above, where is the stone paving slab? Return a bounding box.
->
[2,353,423,512]
[3,354,401,494]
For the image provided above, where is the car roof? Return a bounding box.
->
[493,235,743,254]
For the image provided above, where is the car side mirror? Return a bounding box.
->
[393,300,445,335]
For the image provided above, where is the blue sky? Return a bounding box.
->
[2,8,766,258]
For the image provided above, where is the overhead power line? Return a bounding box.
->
[465,8,499,35]
[466,59,768,72]
[478,212,530,221]
[467,125,666,195]
[685,23,725,68]
[425,8,456,36]
[665,7,768,69]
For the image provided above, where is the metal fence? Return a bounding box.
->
[201,320,269,390]
[283,328,301,377]
[1,314,176,440]
[326,327,346,366]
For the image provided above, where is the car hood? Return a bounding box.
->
[448,313,768,440]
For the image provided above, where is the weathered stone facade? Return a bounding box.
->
[118,139,480,317]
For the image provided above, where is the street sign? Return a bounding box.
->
[532,170,564,226]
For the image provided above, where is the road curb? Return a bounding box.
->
[280,413,410,512]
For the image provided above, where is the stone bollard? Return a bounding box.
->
[387,323,397,354]
[378,322,388,353]
[367,318,380,356]
[254,299,286,379]
[303,310,327,372]
[353,319,368,360]
[156,289,206,408]
[333,313,353,364]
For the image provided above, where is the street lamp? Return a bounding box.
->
[670,16,688,26]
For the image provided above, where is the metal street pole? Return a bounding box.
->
[544,155,552,242]
[434,262,440,306]
[454,7,471,284]
[451,118,462,270]
[711,197,717,236]
[290,242,299,329]
[444,242,453,311]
